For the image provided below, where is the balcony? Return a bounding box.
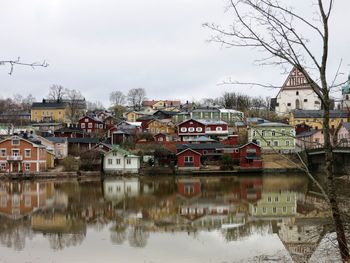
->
[7,155,23,161]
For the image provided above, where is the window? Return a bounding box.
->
[184,185,194,194]
[184,156,194,163]
[234,149,239,153]
[287,103,291,106]
[188,127,195,132]
[85,118,89,122]
[283,207,287,213]
[273,141,279,147]
[281,129,285,136]
[286,140,290,146]
[116,159,121,165]
[0,164,6,171]
[216,127,222,131]
[116,186,121,192]
[12,149,20,156]
[296,91,299,95]
[253,130,256,137]
[99,124,103,129]
[275,196,279,202]
[304,99,308,102]
[180,127,187,132]
[315,100,320,104]
[112,152,117,156]
[271,130,276,136]
[196,127,203,132]
[267,196,272,202]
[25,163,30,171]
[88,123,93,128]
[24,196,31,207]
[206,127,211,132]
[108,186,113,193]
[23,149,31,158]
[12,139,20,146]
[272,207,277,214]
[261,130,266,137]
[108,159,112,165]
[81,123,85,128]
[256,140,260,146]
[267,141,271,146]
[0,149,6,157]
[262,207,267,214]
[126,158,131,165]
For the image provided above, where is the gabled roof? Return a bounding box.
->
[43,137,67,143]
[178,118,206,126]
[0,135,46,148]
[106,145,139,157]
[79,115,103,123]
[176,148,202,156]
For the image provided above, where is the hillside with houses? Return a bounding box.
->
[0,67,350,177]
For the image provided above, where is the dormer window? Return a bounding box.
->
[296,91,299,95]
[12,139,20,146]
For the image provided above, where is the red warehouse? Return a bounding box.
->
[176,148,202,170]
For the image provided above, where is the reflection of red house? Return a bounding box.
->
[176,148,202,170]
[177,179,201,198]
[239,177,263,202]
[239,142,262,168]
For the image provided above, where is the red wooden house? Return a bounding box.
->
[54,125,85,138]
[154,133,169,142]
[239,142,262,168]
[176,148,202,170]
[178,119,228,141]
[79,115,106,134]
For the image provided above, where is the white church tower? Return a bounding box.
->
[274,67,322,116]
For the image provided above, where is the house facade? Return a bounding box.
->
[147,119,175,135]
[176,148,202,170]
[103,146,140,174]
[274,67,322,116]
[0,136,47,173]
[177,119,228,141]
[248,122,295,153]
[79,115,106,134]
[289,110,348,130]
[31,100,66,123]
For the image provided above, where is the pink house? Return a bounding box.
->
[337,122,350,146]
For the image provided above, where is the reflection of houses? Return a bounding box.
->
[0,182,53,219]
[177,178,201,198]
[103,178,141,203]
[249,191,297,217]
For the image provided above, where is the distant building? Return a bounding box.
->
[248,122,295,153]
[274,67,322,116]
[78,115,106,134]
[289,110,348,130]
[31,100,66,123]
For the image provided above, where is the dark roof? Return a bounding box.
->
[44,137,67,143]
[176,143,224,151]
[296,129,319,138]
[153,110,179,116]
[55,127,85,133]
[136,115,155,121]
[293,110,348,118]
[192,108,220,113]
[67,138,99,144]
[32,102,66,108]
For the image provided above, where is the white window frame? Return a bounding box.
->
[188,127,195,132]
[108,159,112,165]
[116,159,121,165]
[184,156,194,163]
[273,141,279,147]
[285,140,290,146]
[12,149,20,156]
[271,130,276,136]
[0,163,6,171]
[216,126,222,131]
[85,118,89,122]
[88,123,93,128]
[180,127,187,132]
[24,149,31,158]
[196,127,203,132]
[0,149,6,157]
[126,158,131,165]
[25,163,30,171]
[81,123,86,129]
[12,139,20,146]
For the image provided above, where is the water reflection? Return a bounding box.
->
[0,175,339,262]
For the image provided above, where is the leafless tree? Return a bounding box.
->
[109,91,126,106]
[47,85,66,101]
[127,88,146,111]
[0,57,48,75]
[65,89,86,124]
[204,0,349,261]
[86,101,105,112]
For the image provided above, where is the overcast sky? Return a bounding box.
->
[1,0,349,107]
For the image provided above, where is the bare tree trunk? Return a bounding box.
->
[323,99,350,262]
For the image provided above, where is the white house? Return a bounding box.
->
[103,146,140,174]
[274,67,321,116]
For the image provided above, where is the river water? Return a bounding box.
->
[0,174,347,263]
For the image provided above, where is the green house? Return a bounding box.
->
[248,122,295,153]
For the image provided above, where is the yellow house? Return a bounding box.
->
[31,100,66,123]
[289,110,348,130]
[125,111,147,122]
[147,119,175,134]
[46,150,55,169]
